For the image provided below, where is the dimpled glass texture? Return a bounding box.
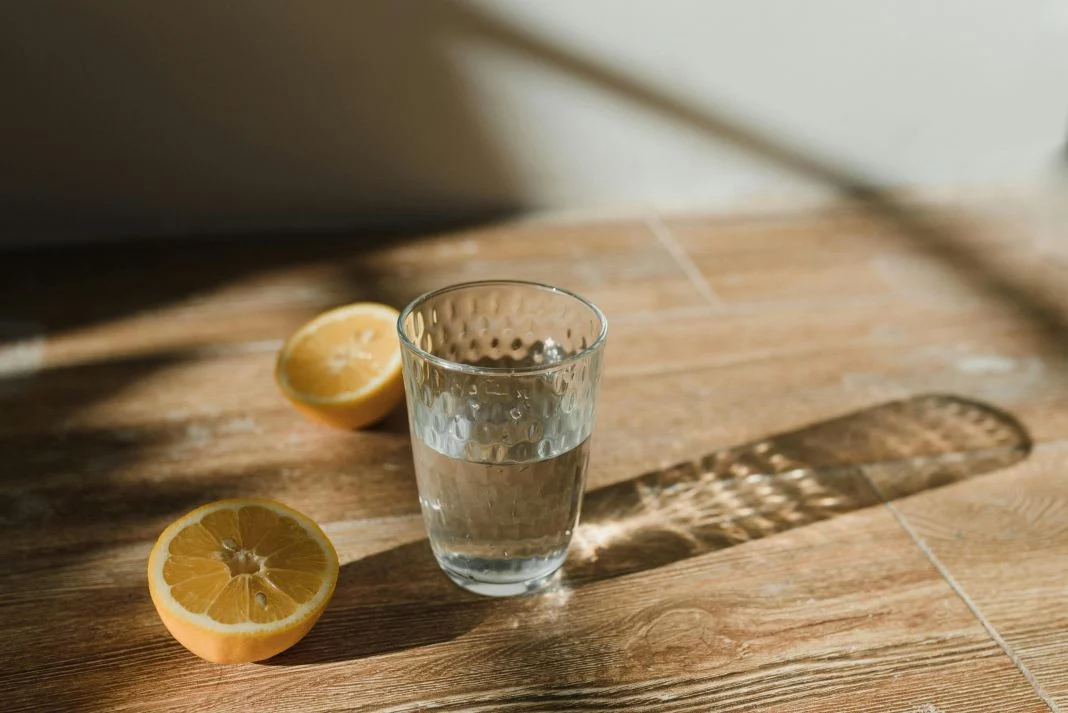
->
[398,281,607,596]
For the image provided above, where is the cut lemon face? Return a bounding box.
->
[276,302,404,430]
[147,499,339,664]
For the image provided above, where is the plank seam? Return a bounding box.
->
[644,213,726,309]
[874,491,1061,713]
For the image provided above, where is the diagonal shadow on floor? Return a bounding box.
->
[270,393,1030,665]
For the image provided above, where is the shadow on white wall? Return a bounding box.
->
[3,0,1065,242]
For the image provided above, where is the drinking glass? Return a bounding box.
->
[397,280,607,596]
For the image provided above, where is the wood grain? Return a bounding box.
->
[664,205,1066,314]
[891,447,1068,707]
[6,218,704,373]
[2,204,1065,711]
[0,508,1050,712]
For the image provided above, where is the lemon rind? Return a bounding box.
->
[148,499,339,635]
[275,302,402,406]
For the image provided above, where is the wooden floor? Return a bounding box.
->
[2,200,1067,712]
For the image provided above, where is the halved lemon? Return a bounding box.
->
[147,499,339,664]
[276,302,404,430]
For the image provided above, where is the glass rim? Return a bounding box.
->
[396,279,608,376]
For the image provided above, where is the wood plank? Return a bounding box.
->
[665,205,1068,367]
[4,385,1027,578]
[890,446,1068,708]
[1,387,1044,707]
[4,296,1066,560]
[0,219,704,373]
[7,277,1067,441]
[2,319,1056,551]
[664,210,905,307]
[0,506,1049,712]
[1,373,1049,708]
[2,206,1064,711]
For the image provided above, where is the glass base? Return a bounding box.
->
[441,564,561,597]
[434,548,566,597]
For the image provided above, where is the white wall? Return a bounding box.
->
[458,0,1068,210]
[3,0,1066,240]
